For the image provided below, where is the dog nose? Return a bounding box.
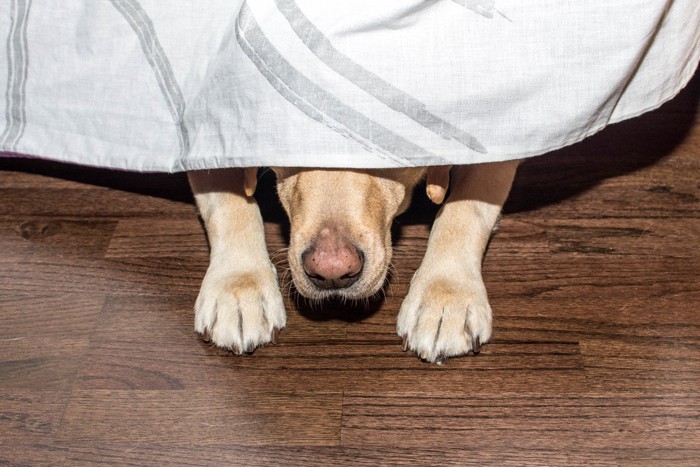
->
[302,231,363,290]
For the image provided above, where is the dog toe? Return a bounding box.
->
[194,267,286,354]
[398,277,492,363]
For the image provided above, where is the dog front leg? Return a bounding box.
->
[397,160,518,363]
[188,169,286,354]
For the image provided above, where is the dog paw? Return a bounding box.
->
[194,265,286,354]
[397,276,491,364]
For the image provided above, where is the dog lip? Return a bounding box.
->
[301,272,387,302]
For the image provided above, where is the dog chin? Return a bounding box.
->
[292,274,387,302]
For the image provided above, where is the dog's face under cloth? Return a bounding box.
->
[272,167,427,301]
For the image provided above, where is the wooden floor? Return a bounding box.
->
[1,74,699,466]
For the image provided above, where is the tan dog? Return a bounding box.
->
[188,160,518,363]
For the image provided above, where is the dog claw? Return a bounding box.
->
[472,336,481,355]
[271,328,280,345]
[201,330,211,343]
[401,336,408,352]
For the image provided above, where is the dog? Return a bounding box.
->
[188,160,519,363]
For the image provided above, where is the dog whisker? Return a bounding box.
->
[269,248,289,266]
[280,269,296,298]
[387,262,400,283]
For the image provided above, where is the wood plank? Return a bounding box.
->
[492,296,700,342]
[0,444,68,467]
[581,338,700,392]
[617,449,700,467]
[0,337,90,391]
[0,390,70,467]
[105,219,208,258]
[64,445,618,466]
[507,183,699,220]
[57,390,342,446]
[482,255,699,299]
[340,393,700,451]
[545,218,699,257]
[0,391,70,444]
[0,219,117,261]
[0,188,194,218]
[0,294,104,339]
[0,257,205,296]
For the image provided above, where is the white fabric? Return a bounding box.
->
[1,0,699,172]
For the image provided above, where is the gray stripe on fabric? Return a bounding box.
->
[451,0,495,18]
[1,0,31,151]
[274,0,486,154]
[109,0,190,158]
[236,3,447,167]
[451,0,510,21]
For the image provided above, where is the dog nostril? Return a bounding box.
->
[336,265,363,288]
[304,269,362,290]
[305,270,324,282]
[340,261,363,282]
[305,271,333,289]
[302,248,364,290]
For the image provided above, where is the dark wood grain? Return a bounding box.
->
[57,390,342,446]
[340,393,700,451]
[63,445,620,466]
[1,72,698,465]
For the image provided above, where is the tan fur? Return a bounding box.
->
[396,161,519,362]
[188,169,285,354]
[425,165,451,204]
[243,167,258,197]
[189,160,518,362]
[273,168,425,300]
